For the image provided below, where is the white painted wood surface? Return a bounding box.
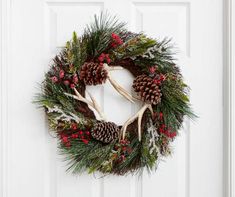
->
[0,0,226,197]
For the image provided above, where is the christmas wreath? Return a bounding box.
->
[35,13,195,175]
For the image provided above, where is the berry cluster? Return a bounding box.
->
[153,74,166,85]
[110,33,123,48]
[60,123,91,147]
[50,67,79,89]
[154,112,177,139]
[159,124,177,139]
[98,53,111,64]
[113,139,132,163]
[148,66,166,85]
[149,66,157,74]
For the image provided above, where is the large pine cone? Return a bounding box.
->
[91,121,120,143]
[79,62,108,85]
[132,74,162,105]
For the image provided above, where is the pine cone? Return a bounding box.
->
[79,62,108,85]
[91,121,120,143]
[132,74,162,105]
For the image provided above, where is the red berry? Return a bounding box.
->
[122,146,127,151]
[161,124,166,128]
[51,76,58,83]
[63,80,70,85]
[153,79,158,84]
[165,130,170,137]
[159,128,164,133]
[105,54,111,64]
[71,133,79,139]
[79,131,83,135]
[62,136,68,143]
[71,123,77,130]
[98,53,105,62]
[120,139,125,145]
[111,33,123,46]
[82,139,89,144]
[85,131,90,135]
[159,112,163,120]
[60,133,65,139]
[111,33,118,39]
[59,70,65,78]
[98,56,104,62]
[169,132,177,138]
[149,66,156,74]
[106,57,111,64]
[120,139,130,145]
[99,63,103,67]
[111,43,117,48]
[70,83,75,89]
[117,38,123,45]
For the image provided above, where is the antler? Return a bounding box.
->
[64,88,106,120]
[121,103,154,141]
[103,63,135,103]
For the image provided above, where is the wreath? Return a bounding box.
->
[35,13,195,175]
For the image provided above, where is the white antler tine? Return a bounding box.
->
[108,77,135,103]
[87,91,107,121]
[103,63,135,103]
[121,103,153,141]
[108,66,123,71]
[64,88,106,120]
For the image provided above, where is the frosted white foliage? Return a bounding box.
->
[47,106,80,123]
[142,45,163,59]
[147,120,159,154]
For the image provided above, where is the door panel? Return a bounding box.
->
[1,0,223,196]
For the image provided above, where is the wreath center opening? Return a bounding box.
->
[86,67,141,126]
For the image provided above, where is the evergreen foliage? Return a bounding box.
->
[34,12,195,176]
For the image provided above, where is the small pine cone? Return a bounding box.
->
[79,62,108,85]
[91,121,120,143]
[132,74,162,105]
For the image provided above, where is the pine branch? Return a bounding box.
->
[83,12,127,58]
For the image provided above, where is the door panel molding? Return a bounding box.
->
[225,0,235,197]
[0,0,11,196]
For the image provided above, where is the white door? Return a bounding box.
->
[0,0,223,197]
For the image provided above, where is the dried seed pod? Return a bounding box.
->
[91,121,120,143]
[132,74,162,105]
[79,62,108,85]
